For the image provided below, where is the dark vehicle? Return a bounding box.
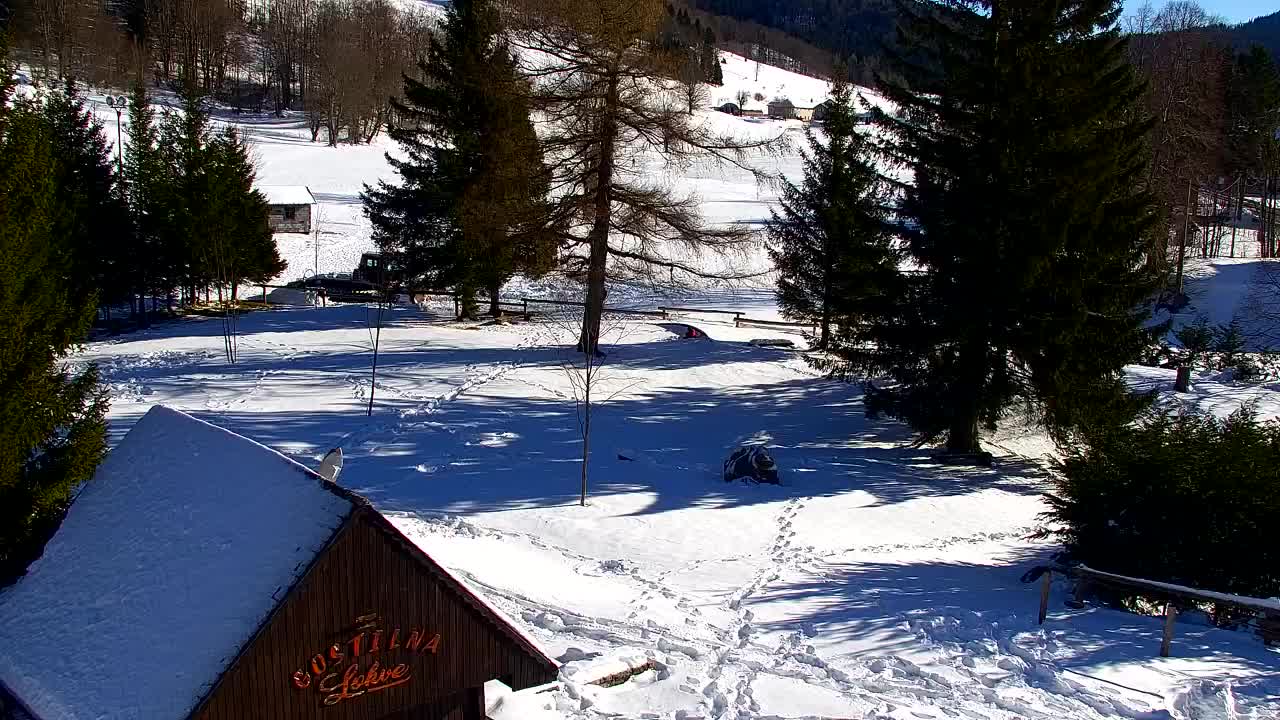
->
[285,274,381,303]
[352,252,401,285]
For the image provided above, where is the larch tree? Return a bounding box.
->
[858,0,1159,456]
[513,0,782,355]
[767,73,896,350]
[0,42,108,585]
[363,0,554,318]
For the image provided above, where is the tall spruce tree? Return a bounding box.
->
[123,80,171,319]
[149,84,281,306]
[0,46,108,585]
[40,83,131,312]
[767,74,896,350]
[857,0,1159,454]
[159,84,216,302]
[362,0,553,318]
[203,127,286,298]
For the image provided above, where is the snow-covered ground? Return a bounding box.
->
[77,299,1279,719]
[57,49,1280,719]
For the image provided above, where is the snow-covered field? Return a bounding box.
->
[58,51,1280,719]
[78,298,1279,719]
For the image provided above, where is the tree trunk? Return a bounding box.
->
[458,286,478,320]
[946,340,985,455]
[819,261,832,349]
[578,71,619,356]
[488,279,501,317]
[946,413,981,454]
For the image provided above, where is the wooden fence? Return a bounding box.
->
[1036,564,1280,656]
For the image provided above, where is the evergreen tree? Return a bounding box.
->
[362,0,553,318]
[0,50,108,584]
[159,84,216,301]
[122,80,172,319]
[860,0,1159,454]
[767,74,896,350]
[1226,45,1280,178]
[202,127,286,296]
[39,82,131,312]
[702,26,723,85]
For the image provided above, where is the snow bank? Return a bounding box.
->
[0,406,354,720]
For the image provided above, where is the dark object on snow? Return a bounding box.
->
[617,453,634,461]
[749,338,796,349]
[724,446,779,484]
[938,451,994,468]
[656,322,709,339]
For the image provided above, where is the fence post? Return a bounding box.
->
[1160,603,1177,657]
[1038,570,1052,625]
[1066,575,1087,609]
[523,299,530,321]
[261,285,266,303]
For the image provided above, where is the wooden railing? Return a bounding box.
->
[1036,564,1280,656]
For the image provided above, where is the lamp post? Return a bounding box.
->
[106,96,125,174]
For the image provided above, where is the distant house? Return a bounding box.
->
[259,185,315,234]
[767,98,796,119]
[740,99,767,117]
[809,101,874,125]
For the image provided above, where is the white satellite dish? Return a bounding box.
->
[317,447,343,482]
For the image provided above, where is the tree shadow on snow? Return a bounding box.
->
[98,310,1048,517]
[173,374,1048,521]
[751,549,1279,710]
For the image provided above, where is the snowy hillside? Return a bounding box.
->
[76,48,885,286]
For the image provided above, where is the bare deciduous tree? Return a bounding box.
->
[1125,1,1231,279]
[512,0,784,355]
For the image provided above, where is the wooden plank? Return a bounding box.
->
[1161,603,1178,657]
[1038,570,1052,625]
[658,306,743,318]
[1075,565,1279,614]
[734,316,816,329]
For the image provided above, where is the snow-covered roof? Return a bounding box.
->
[0,406,355,720]
[258,184,315,206]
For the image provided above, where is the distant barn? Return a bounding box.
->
[767,98,796,120]
[260,185,316,234]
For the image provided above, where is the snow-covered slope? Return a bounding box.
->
[78,48,872,285]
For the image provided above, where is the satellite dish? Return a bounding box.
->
[317,447,343,482]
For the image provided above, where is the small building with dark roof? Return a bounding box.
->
[0,406,558,720]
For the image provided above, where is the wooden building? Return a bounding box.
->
[0,407,558,720]
[767,98,796,120]
[261,185,316,234]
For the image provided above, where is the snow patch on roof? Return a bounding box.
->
[258,184,315,206]
[0,406,353,720]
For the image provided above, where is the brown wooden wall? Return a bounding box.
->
[190,508,557,720]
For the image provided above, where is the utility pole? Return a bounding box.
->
[106,96,125,174]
